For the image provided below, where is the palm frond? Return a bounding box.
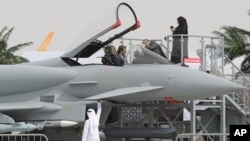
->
[213,26,249,60]
[8,42,33,53]
[14,56,30,63]
[0,40,7,51]
[0,26,32,64]
[0,54,16,64]
[0,57,11,64]
[233,27,250,37]
[241,54,250,73]
[0,26,8,40]
[2,27,14,42]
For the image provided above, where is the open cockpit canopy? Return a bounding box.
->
[62,3,140,62]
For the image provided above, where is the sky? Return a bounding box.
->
[1,0,250,57]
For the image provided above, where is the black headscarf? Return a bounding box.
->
[173,16,188,35]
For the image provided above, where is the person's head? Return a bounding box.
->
[177,16,188,34]
[177,16,187,26]
[142,39,150,46]
[117,45,126,56]
[196,49,202,58]
[87,108,96,119]
[86,108,99,129]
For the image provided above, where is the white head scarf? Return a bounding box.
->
[87,108,99,133]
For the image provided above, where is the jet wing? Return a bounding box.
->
[85,86,164,102]
[0,101,61,112]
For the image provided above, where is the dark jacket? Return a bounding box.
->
[145,40,167,58]
[114,55,125,66]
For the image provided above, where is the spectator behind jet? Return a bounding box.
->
[196,49,211,73]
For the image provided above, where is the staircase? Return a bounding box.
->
[222,55,250,118]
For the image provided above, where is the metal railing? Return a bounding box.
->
[175,133,229,141]
[165,34,224,70]
[117,36,250,136]
[223,55,250,114]
[0,134,48,141]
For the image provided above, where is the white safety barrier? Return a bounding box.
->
[0,134,48,141]
[175,133,229,141]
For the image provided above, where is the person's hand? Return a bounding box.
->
[170,26,175,32]
[164,37,167,41]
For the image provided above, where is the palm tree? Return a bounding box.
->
[213,26,250,73]
[0,26,33,64]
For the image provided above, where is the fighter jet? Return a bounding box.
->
[0,2,244,136]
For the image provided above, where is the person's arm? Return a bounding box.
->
[173,25,187,35]
[82,120,89,141]
[170,26,175,32]
[173,26,182,34]
[96,101,102,121]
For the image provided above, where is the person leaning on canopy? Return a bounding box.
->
[141,39,167,58]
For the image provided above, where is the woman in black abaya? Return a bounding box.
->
[170,16,188,64]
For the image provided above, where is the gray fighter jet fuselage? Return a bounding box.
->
[0,64,241,102]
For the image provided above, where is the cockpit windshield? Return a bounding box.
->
[126,45,172,65]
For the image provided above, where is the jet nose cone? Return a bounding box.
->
[195,73,244,94]
[171,68,245,100]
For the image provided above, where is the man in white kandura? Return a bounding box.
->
[82,101,102,141]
